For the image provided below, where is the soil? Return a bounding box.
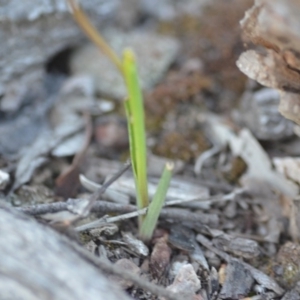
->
[1,0,300,299]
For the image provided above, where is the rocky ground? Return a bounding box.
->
[1,0,300,299]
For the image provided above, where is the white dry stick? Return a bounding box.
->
[194,145,221,175]
[75,188,245,232]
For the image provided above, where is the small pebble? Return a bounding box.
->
[110,258,140,289]
[0,169,10,190]
[167,264,201,297]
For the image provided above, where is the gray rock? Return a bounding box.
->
[70,29,180,99]
[239,87,295,140]
[0,201,131,300]
[140,0,211,21]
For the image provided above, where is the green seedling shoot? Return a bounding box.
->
[140,162,174,240]
[122,49,149,227]
[67,0,173,239]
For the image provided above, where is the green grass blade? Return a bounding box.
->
[68,0,173,237]
[140,162,174,240]
[123,49,149,226]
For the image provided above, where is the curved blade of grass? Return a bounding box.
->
[123,49,149,226]
[140,162,174,240]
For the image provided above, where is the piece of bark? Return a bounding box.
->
[237,0,300,125]
[55,113,92,199]
[236,50,300,93]
[0,201,131,300]
[150,234,171,279]
[219,260,254,299]
[212,234,260,259]
[196,234,284,295]
[240,0,300,55]
[278,92,300,125]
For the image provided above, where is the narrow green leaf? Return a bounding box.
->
[140,162,174,240]
[123,49,149,226]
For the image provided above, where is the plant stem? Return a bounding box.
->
[67,0,123,73]
[123,49,149,227]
